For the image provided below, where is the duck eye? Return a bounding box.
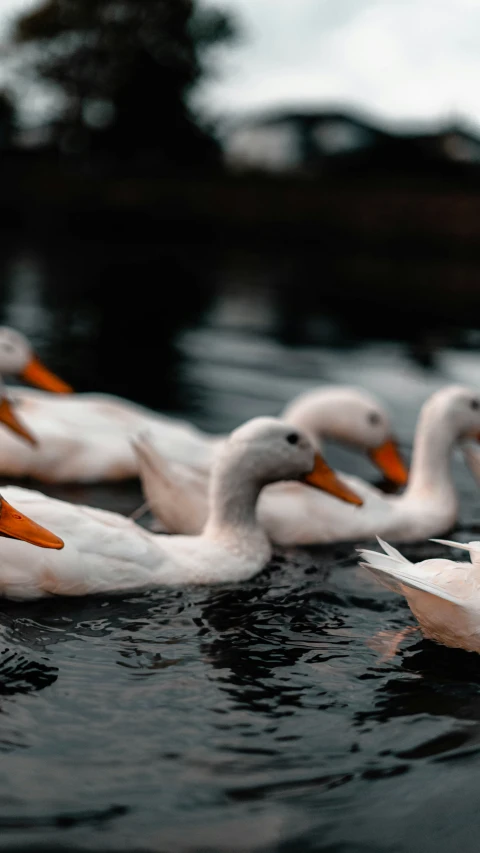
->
[368,412,381,426]
[471,400,480,410]
[286,432,299,445]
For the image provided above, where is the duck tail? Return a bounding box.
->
[130,431,208,535]
[430,538,480,568]
[358,537,464,605]
[357,536,412,594]
[430,538,480,554]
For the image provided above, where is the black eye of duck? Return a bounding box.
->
[368,412,381,426]
[286,433,299,445]
[471,400,480,411]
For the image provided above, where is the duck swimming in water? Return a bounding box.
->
[359,536,480,654]
[0,417,362,600]
[3,377,406,484]
[134,386,480,545]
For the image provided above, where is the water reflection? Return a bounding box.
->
[365,642,480,724]
[0,239,475,426]
[1,241,218,412]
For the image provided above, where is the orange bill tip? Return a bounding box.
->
[21,356,73,394]
[304,454,363,506]
[0,496,64,549]
[369,438,408,486]
[0,398,37,445]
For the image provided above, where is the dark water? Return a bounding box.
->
[1,242,480,852]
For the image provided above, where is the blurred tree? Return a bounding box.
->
[0,92,16,150]
[14,0,236,168]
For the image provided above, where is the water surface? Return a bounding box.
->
[0,243,479,852]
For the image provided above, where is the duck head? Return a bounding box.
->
[0,327,72,393]
[282,386,408,486]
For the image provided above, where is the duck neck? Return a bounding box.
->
[405,403,456,503]
[203,453,271,553]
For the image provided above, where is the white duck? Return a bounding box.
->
[359,537,480,654]
[132,385,406,531]
[0,418,362,600]
[135,385,480,546]
[2,376,406,484]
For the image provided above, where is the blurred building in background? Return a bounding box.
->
[223,109,480,174]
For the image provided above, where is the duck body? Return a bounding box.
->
[3,384,401,484]
[0,485,270,598]
[0,418,361,600]
[359,538,480,653]
[137,385,480,545]
[4,389,219,481]
[256,474,457,545]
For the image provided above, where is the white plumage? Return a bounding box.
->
[0,417,361,600]
[359,537,480,653]
[135,385,480,545]
[2,383,404,483]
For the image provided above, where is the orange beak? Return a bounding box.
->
[369,438,408,486]
[304,454,363,505]
[0,398,37,445]
[0,496,64,549]
[21,356,73,394]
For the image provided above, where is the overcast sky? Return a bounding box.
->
[197,0,480,132]
[1,0,480,132]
